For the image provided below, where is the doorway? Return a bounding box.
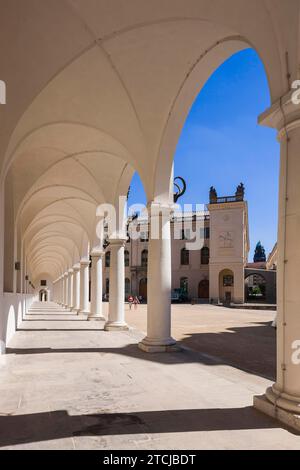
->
[139,278,147,302]
[198,279,209,300]
[39,289,48,302]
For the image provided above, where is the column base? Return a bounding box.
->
[254,388,300,432]
[104,321,129,331]
[138,336,180,353]
[88,314,106,321]
[0,340,6,355]
[71,308,80,314]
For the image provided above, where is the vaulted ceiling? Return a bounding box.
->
[1,0,298,286]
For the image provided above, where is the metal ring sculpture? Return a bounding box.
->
[173,176,187,203]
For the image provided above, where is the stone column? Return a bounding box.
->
[79,259,90,314]
[104,238,128,331]
[59,276,63,305]
[254,92,300,431]
[67,269,74,309]
[139,202,177,352]
[72,265,80,312]
[56,278,59,304]
[89,251,105,320]
[60,276,63,304]
[60,276,64,305]
[54,281,57,303]
[64,272,68,308]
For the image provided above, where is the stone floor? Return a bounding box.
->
[0,301,299,450]
[125,302,276,379]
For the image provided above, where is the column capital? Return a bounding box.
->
[259,90,300,140]
[80,259,90,267]
[72,264,80,272]
[147,200,177,212]
[146,201,177,224]
[68,268,74,275]
[63,272,68,278]
[90,250,105,258]
[108,236,127,247]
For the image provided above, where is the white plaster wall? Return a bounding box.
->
[0,292,37,354]
[34,276,53,301]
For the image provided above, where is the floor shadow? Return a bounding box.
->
[8,322,276,380]
[25,314,76,316]
[21,319,88,322]
[17,329,103,332]
[0,406,286,448]
[178,322,276,380]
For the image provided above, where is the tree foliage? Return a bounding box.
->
[253,241,266,262]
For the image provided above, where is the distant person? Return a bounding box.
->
[133,296,140,310]
[128,295,134,310]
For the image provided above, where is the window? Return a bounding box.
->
[141,249,148,267]
[200,227,210,240]
[180,277,189,294]
[185,229,191,240]
[105,251,110,267]
[181,229,191,240]
[181,248,189,266]
[201,247,209,265]
[40,280,47,286]
[124,250,130,267]
[140,231,149,242]
[125,278,130,295]
[223,275,234,287]
[105,278,110,294]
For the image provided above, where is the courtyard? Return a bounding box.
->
[0,301,298,450]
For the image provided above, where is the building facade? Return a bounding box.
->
[103,186,249,304]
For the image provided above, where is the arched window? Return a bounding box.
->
[124,250,130,267]
[201,247,209,265]
[105,251,110,267]
[141,249,148,267]
[181,248,189,266]
[180,277,189,294]
[125,278,130,296]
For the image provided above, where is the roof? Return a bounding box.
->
[246,262,267,270]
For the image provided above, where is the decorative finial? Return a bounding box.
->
[235,182,245,200]
[209,186,217,203]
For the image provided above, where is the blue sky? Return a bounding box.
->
[128,49,279,259]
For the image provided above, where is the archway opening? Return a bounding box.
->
[219,269,234,304]
[245,273,266,303]
[149,47,278,379]
[39,289,48,302]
